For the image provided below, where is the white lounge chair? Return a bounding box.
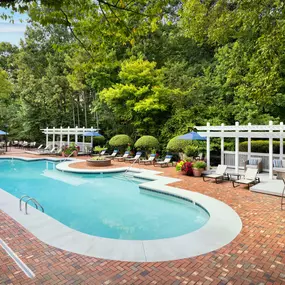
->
[139,153,156,165]
[203,164,228,183]
[154,155,172,167]
[104,149,118,159]
[125,152,142,163]
[232,168,260,189]
[114,151,131,162]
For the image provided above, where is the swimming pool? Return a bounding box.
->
[0,159,209,240]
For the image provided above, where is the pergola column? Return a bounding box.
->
[75,126,78,145]
[91,126,94,149]
[280,122,283,160]
[248,123,251,160]
[60,126,63,148]
[67,126,70,145]
[82,126,85,151]
[235,121,239,173]
[45,127,49,147]
[269,120,273,180]
[52,127,55,148]
[206,122,210,170]
[221,123,224,165]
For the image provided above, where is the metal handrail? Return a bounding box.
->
[25,198,44,215]
[62,150,75,162]
[19,195,32,211]
[123,157,140,177]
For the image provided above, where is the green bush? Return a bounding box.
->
[93,135,105,146]
[166,136,192,152]
[239,140,283,153]
[184,145,199,157]
[193,161,206,169]
[109,134,133,149]
[93,146,107,153]
[134,136,159,151]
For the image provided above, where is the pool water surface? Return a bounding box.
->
[0,159,209,240]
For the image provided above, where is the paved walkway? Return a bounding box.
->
[1,152,285,284]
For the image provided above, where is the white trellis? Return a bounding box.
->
[195,121,285,180]
[41,126,100,150]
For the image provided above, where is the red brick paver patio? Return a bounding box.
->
[1,151,285,284]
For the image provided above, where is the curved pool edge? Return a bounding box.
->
[0,157,242,262]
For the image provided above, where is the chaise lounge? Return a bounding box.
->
[154,155,172,167]
[232,168,260,189]
[202,164,228,183]
[139,153,156,165]
[125,152,142,163]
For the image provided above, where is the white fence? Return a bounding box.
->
[224,151,284,172]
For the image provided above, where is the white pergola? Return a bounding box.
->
[196,121,284,180]
[41,126,100,150]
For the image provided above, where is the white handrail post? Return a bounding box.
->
[221,123,224,165]
[45,127,49,147]
[206,122,210,170]
[248,123,251,160]
[235,121,239,173]
[52,127,55,148]
[67,126,70,146]
[280,122,283,160]
[269,120,273,180]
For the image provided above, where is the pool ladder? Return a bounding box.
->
[19,195,44,215]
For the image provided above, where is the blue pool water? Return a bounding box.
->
[0,159,209,240]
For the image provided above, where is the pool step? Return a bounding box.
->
[112,175,146,184]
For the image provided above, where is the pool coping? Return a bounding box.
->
[0,157,242,262]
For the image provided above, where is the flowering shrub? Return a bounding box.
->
[176,160,185,172]
[182,161,194,176]
[176,160,194,176]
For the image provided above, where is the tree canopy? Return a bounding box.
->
[1,0,284,147]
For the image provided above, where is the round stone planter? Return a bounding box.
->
[86,159,112,167]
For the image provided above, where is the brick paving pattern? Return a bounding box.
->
[1,151,285,284]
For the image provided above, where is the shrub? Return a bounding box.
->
[182,161,194,176]
[166,136,192,152]
[93,146,107,153]
[109,134,133,149]
[193,161,206,169]
[93,135,105,146]
[184,145,199,157]
[239,140,283,153]
[134,136,159,151]
[176,160,185,172]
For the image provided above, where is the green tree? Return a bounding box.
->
[99,57,182,137]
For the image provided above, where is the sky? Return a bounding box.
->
[0,8,28,45]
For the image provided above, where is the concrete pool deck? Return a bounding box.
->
[0,157,242,262]
[1,150,285,284]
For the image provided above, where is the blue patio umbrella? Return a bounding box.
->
[178,131,206,141]
[83,131,103,137]
[0,130,7,135]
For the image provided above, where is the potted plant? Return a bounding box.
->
[192,161,207,177]
[62,143,79,157]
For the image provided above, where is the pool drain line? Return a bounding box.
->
[0,238,35,279]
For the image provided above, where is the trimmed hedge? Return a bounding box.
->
[93,135,105,146]
[166,136,193,152]
[134,136,159,151]
[239,140,284,153]
[109,134,133,148]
